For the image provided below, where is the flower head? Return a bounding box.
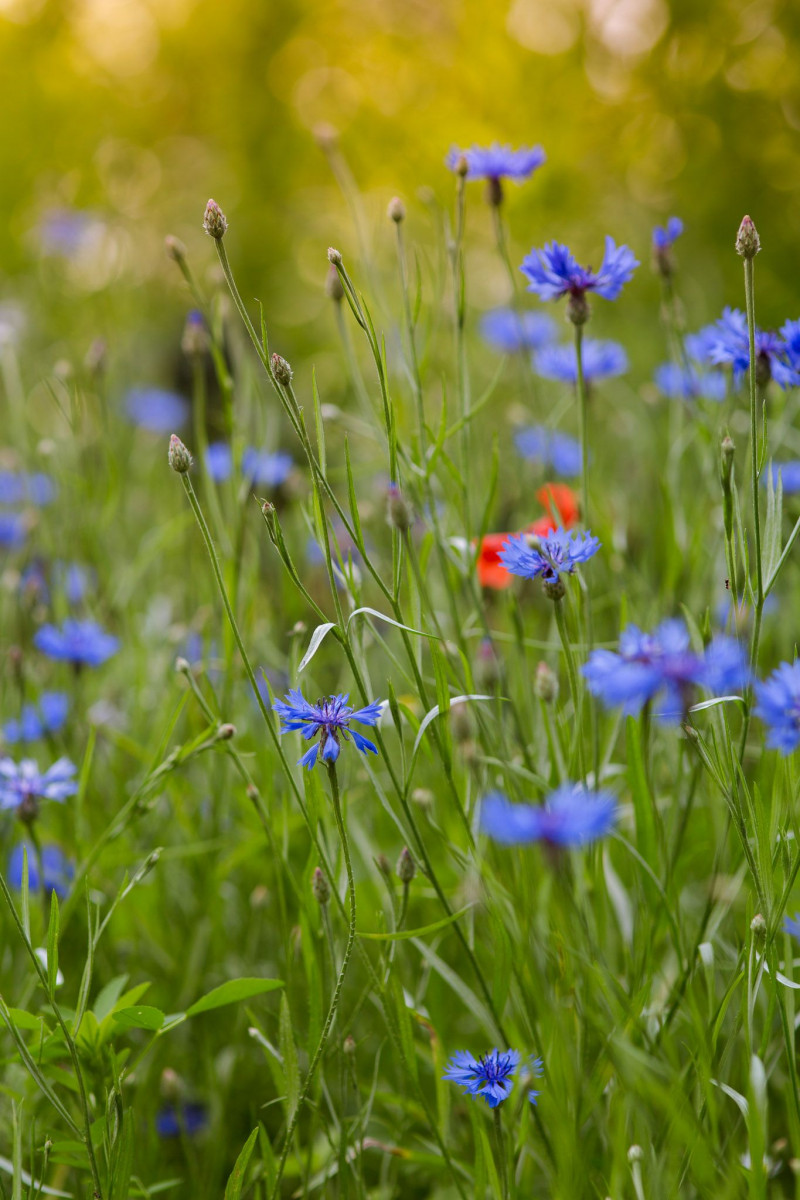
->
[520,238,639,304]
[479,308,556,354]
[583,620,748,720]
[476,485,579,590]
[652,216,683,250]
[0,513,27,549]
[654,362,726,402]
[754,661,800,753]
[481,785,618,847]
[273,689,383,770]
[34,619,119,667]
[8,843,73,897]
[125,387,190,432]
[3,693,69,744]
[156,1103,209,1139]
[0,757,78,819]
[242,448,294,488]
[700,308,800,389]
[534,338,628,385]
[0,470,56,506]
[205,442,233,482]
[445,143,545,182]
[514,426,582,476]
[443,1048,541,1108]
[499,527,600,593]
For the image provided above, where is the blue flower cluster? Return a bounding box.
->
[582,619,749,720]
[0,468,57,550]
[755,662,800,753]
[273,689,384,770]
[481,785,618,847]
[34,619,119,667]
[8,843,74,897]
[3,692,69,743]
[652,217,683,250]
[0,757,78,813]
[686,308,800,389]
[514,427,582,476]
[443,1048,543,1108]
[766,462,800,494]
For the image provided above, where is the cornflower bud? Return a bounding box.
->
[543,576,566,602]
[168,434,192,474]
[376,854,392,879]
[396,846,416,884]
[165,235,187,264]
[627,1145,644,1164]
[720,435,735,489]
[387,196,406,223]
[215,722,236,741]
[735,215,760,260]
[271,354,293,385]
[312,866,330,905]
[386,481,412,532]
[454,154,469,178]
[203,199,227,240]
[566,292,590,327]
[343,1034,356,1056]
[175,656,191,674]
[535,661,559,703]
[327,247,342,266]
[325,264,344,302]
[411,787,434,808]
[750,912,766,945]
[160,1068,183,1101]
[181,310,208,360]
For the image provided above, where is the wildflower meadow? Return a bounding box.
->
[5,9,800,1196]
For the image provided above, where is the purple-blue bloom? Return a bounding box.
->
[34,619,119,667]
[204,442,233,482]
[241,448,294,488]
[445,143,545,182]
[534,338,628,385]
[654,362,727,402]
[125,386,190,432]
[699,636,750,696]
[38,208,96,257]
[499,527,600,586]
[702,308,800,389]
[514,427,582,475]
[481,786,618,847]
[652,217,683,249]
[8,843,74,898]
[784,913,800,941]
[766,462,800,494]
[443,1048,542,1108]
[754,662,800,754]
[155,1103,209,1139]
[479,308,556,354]
[3,693,69,744]
[0,756,78,813]
[0,471,56,506]
[273,689,383,770]
[520,238,639,303]
[0,513,26,549]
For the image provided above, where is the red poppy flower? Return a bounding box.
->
[477,532,516,589]
[535,482,579,528]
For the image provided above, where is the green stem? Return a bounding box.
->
[269,765,357,1200]
[493,1106,510,1200]
[553,597,587,786]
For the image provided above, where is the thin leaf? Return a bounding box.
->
[46,893,60,998]
[346,607,437,639]
[412,695,493,757]
[298,622,337,672]
[224,1127,260,1200]
[186,978,284,1017]
[358,904,476,941]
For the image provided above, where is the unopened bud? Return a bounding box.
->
[216,722,236,741]
[455,154,469,178]
[160,1068,183,1101]
[750,912,766,943]
[387,482,412,532]
[202,199,227,240]
[396,846,416,884]
[450,704,473,743]
[535,661,559,703]
[720,435,735,488]
[411,787,434,808]
[543,576,566,601]
[627,1144,644,1164]
[325,265,344,302]
[566,292,590,327]
[271,354,293,385]
[387,196,406,223]
[181,310,208,359]
[376,854,392,879]
[736,215,760,260]
[343,1034,356,1055]
[165,235,187,264]
[168,434,193,474]
[312,866,330,905]
[327,247,342,266]
[175,656,191,674]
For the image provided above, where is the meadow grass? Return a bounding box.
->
[1,157,800,1200]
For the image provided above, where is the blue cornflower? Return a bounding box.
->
[784,913,800,941]
[766,462,800,494]
[520,238,639,304]
[155,1103,209,1139]
[443,1048,542,1108]
[499,527,600,592]
[272,689,384,770]
[241,448,294,488]
[38,208,97,257]
[0,756,78,815]
[534,338,628,385]
[3,693,69,744]
[125,386,190,432]
[652,217,683,250]
[445,143,545,182]
[8,843,74,898]
[654,362,726,402]
[0,513,26,549]
[583,620,748,719]
[703,308,800,389]
[514,426,582,476]
[754,661,800,753]
[481,785,618,847]
[204,442,233,482]
[8,843,70,894]
[0,471,56,506]
[479,308,556,354]
[54,562,92,605]
[34,619,119,667]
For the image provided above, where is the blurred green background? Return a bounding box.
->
[2,0,800,368]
